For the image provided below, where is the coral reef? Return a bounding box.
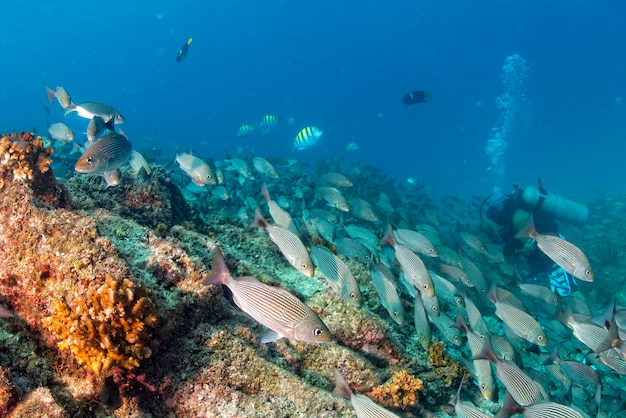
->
[43,275,157,375]
[64,165,197,229]
[0,132,72,208]
[369,369,423,411]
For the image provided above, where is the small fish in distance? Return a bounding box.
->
[176,37,193,62]
[402,90,430,105]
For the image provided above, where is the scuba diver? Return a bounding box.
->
[484,179,589,296]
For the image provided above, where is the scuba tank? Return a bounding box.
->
[518,185,588,227]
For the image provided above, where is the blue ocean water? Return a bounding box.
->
[2,0,625,199]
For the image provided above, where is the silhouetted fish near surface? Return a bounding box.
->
[204,247,331,344]
[401,90,430,105]
[176,37,193,62]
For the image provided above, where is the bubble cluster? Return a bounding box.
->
[486,54,529,196]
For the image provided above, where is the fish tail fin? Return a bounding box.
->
[472,332,497,363]
[203,247,231,286]
[451,313,469,334]
[486,283,498,304]
[449,373,467,407]
[331,369,352,399]
[515,214,537,239]
[44,85,55,103]
[378,224,396,247]
[63,104,77,117]
[261,183,271,203]
[250,208,268,229]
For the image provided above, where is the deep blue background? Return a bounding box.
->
[2,1,625,199]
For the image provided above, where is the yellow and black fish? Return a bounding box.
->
[176,37,193,62]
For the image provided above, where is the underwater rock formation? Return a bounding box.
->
[0,132,466,417]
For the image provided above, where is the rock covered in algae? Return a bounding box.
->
[0,131,467,417]
[65,165,197,229]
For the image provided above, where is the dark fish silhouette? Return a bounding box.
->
[176,37,193,62]
[402,90,430,105]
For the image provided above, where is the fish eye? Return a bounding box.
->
[431,306,438,312]
[301,262,308,269]
[392,311,399,317]
[537,335,544,341]
[422,283,430,290]
[86,156,94,165]
[350,292,357,299]
[454,336,460,343]
[313,328,324,336]
[207,174,213,180]
[585,269,592,276]
[365,254,371,261]
[480,384,487,390]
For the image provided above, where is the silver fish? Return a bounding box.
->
[429,270,464,309]
[211,185,230,200]
[449,376,493,418]
[251,209,314,278]
[521,401,590,418]
[413,293,432,349]
[488,286,547,346]
[47,122,74,142]
[459,231,488,254]
[460,257,488,295]
[429,311,462,346]
[348,198,379,222]
[516,216,594,282]
[332,369,400,418]
[453,316,497,402]
[102,170,120,187]
[45,85,72,109]
[311,245,361,307]
[333,237,374,263]
[474,339,547,406]
[517,283,559,306]
[229,157,255,180]
[315,187,350,212]
[394,229,438,257]
[370,264,405,324]
[252,156,279,178]
[175,153,217,186]
[379,226,434,296]
[86,116,108,142]
[65,101,125,125]
[74,132,132,174]
[204,247,331,343]
[344,224,378,247]
[320,172,352,187]
[129,150,151,178]
[261,184,298,236]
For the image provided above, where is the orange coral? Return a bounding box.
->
[0,132,53,184]
[44,275,157,374]
[369,370,423,410]
[427,341,466,387]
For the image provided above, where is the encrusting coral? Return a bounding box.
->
[369,369,423,411]
[43,275,157,375]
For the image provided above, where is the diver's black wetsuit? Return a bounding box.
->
[486,190,559,281]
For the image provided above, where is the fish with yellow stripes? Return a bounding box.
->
[293,126,322,151]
